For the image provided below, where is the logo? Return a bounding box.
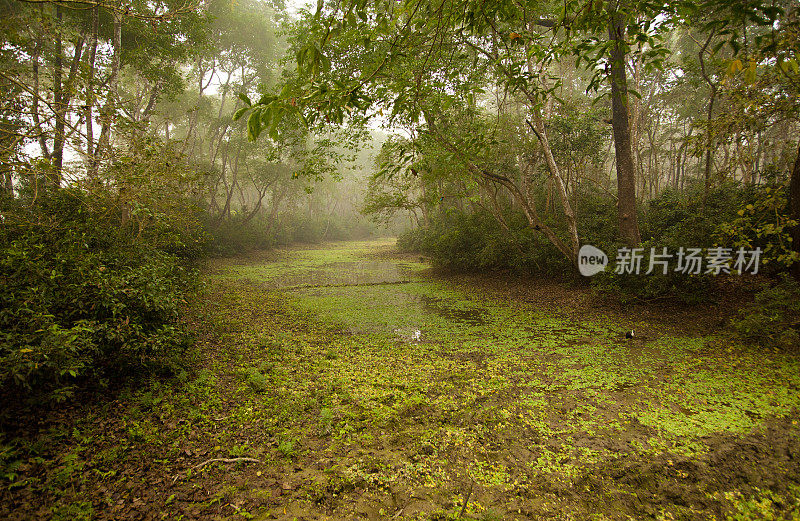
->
[578,244,608,277]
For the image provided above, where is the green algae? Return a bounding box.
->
[205,239,800,519]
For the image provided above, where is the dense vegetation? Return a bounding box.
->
[0,180,200,400]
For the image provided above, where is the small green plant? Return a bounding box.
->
[126,421,147,442]
[478,510,503,521]
[246,369,270,393]
[0,442,21,483]
[51,501,94,521]
[51,451,85,488]
[319,407,335,434]
[277,439,296,459]
[229,444,250,457]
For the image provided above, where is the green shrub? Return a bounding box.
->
[589,242,716,304]
[204,214,276,255]
[206,211,380,256]
[590,183,749,303]
[391,180,797,308]
[398,183,746,292]
[245,369,270,393]
[731,275,800,350]
[715,179,799,274]
[398,206,572,275]
[642,182,745,248]
[0,184,196,402]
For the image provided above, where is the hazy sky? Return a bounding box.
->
[286,0,315,17]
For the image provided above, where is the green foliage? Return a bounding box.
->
[51,501,94,521]
[319,407,334,435]
[591,183,752,303]
[206,211,380,256]
[103,141,210,260]
[643,183,746,249]
[590,244,716,304]
[398,207,570,276]
[0,441,22,484]
[718,485,800,521]
[276,439,296,459]
[398,182,791,305]
[245,368,271,393]
[716,178,799,273]
[0,182,198,402]
[204,215,276,256]
[731,275,800,350]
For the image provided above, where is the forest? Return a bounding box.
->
[1,0,800,518]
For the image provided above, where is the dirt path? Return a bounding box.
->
[3,239,800,520]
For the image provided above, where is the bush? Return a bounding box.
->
[0,184,197,402]
[394,181,797,307]
[204,214,276,255]
[731,275,800,350]
[589,242,717,304]
[592,181,798,303]
[715,179,799,274]
[590,183,749,303]
[398,184,745,289]
[398,207,570,274]
[206,209,382,256]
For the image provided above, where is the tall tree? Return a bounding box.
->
[606,0,642,246]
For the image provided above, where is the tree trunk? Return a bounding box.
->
[697,30,718,200]
[31,31,50,161]
[131,78,163,146]
[608,6,642,247]
[53,32,85,180]
[183,57,215,157]
[94,12,122,176]
[85,5,98,176]
[264,186,287,237]
[2,170,11,196]
[140,81,163,126]
[528,115,580,260]
[51,5,63,183]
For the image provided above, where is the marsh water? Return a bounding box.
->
[205,238,800,519]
